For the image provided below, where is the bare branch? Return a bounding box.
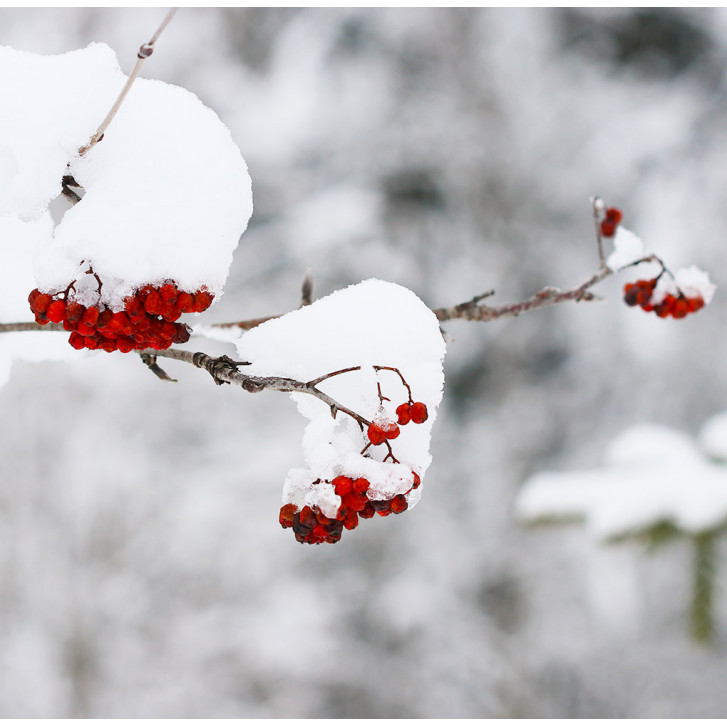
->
[139,352,177,382]
[0,322,64,333]
[78,8,178,157]
[300,269,314,307]
[144,347,372,428]
[433,267,613,323]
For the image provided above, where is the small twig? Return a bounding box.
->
[0,322,65,333]
[300,269,313,307]
[139,352,177,382]
[61,175,82,205]
[592,195,606,267]
[79,8,178,157]
[143,347,372,428]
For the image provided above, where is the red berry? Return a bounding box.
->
[46,300,66,324]
[342,510,359,530]
[97,309,113,329]
[367,423,387,445]
[605,207,623,224]
[391,494,408,514]
[160,283,178,304]
[299,506,317,529]
[82,306,99,326]
[29,289,51,314]
[409,402,428,424]
[359,503,376,519]
[411,471,421,489]
[144,290,162,315]
[396,403,411,425]
[65,301,85,323]
[177,292,194,312]
[192,290,214,312]
[600,219,616,237]
[352,478,369,495]
[279,503,297,528]
[672,298,689,319]
[332,476,353,496]
[69,332,85,350]
[343,492,368,513]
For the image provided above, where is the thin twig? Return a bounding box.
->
[592,195,606,267]
[79,8,178,156]
[0,322,65,333]
[432,266,612,323]
[142,347,372,428]
[300,269,313,307]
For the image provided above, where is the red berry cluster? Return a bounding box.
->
[29,281,213,352]
[366,401,428,446]
[623,279,704,319]
[600,207,623,238]
[279,470,421,544]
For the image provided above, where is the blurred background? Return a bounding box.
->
[1,7,727,717]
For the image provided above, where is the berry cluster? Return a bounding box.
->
[600,207,623,238]
[29,280,213,352]
[366,400,428,446]
[623,279,704,319]
[279,470,421,544]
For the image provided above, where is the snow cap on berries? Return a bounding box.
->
[237,279,445,537]
[674,266,716,305]
[0,43,253,310]
[606,227,645,271]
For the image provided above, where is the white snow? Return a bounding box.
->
[236,279,446,510]
[674,265,716,304]
[0,213,83,386]
[0,43,122,221]
[606,226,645,271]
[0,42,253,383]
[516,420,727,540]
[45,75,253,308]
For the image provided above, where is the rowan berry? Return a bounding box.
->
[396,403,411,425]
[359,503,376,519]
[332,475,353,496]
[46,300,66,324]
[391,494,408,514]
[367,423,387,445]
[352,478,370,495]
[279,503,297,528]
[409,402,428,424]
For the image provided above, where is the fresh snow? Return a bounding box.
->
[0,42,253,382]
[235,279,446,510]
[606,226,645,271]
[516,419,727,540]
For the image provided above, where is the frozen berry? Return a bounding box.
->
[396,403,411,425]
[391,494,408,514]
[279,503,297,528]
[367,423,387,445]
[46,300,66,324]
[332,475,354,496]
[409,402,428,424]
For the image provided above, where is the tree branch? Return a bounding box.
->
[144,347,372,428]
[78,8,178,157]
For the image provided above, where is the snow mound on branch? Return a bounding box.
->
[0,43,122,221]
[516,421,727,540]
[236,279,446,511]
[0,42,252,383]
[1,43,252,310]
[651,265,716,306]
[606,226,645,271]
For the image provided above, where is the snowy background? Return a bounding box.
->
[1,7,727,717]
